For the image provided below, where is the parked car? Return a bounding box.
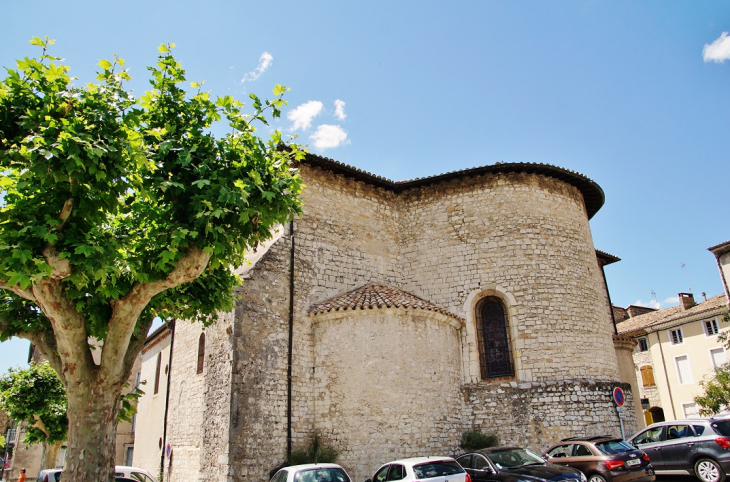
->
[627,416,730,482]
[366,457,470,482]
[544,435,654,482]
[455,446,586,482]
[270,463,353,482]
[37,466,156,482]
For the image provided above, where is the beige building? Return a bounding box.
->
[616,292,729,425]
[134,153,638,482]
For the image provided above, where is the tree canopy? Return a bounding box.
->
[0,363,67,445]
[0,37,305,481]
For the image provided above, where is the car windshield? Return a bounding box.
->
[487,448,545,468]
[413,461,464,479]
[294,468,350,482]
[595,440,635,455]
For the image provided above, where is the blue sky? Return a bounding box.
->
[1,1,729,373]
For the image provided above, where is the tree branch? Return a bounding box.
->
[32,414,50,438]
[101,246,211,382]
[31,278,94,384]
[0,278,37,302]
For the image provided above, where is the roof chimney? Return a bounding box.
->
[679,292,695,310]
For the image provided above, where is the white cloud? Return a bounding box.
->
[633,299,660,310]
[288,101,323,131]
[703,32,730,63]
[334,99,346,120]
[241,52,273,82]
[631,295,681,310]
[310,125,349,150]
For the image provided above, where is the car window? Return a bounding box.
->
[634,427,663,445]
[694,425,706,436]
[474,455,490,470]
[271,470,288,482]
[130,474,147,482]
[413,461,464,479]
[295,468,350,482]
[456,455,472,469]
[595,440,633,455]
[487,448,545,468]
[573,444,592,457]
[711,421,730,436]
[373,465,390,482]
[666,424,692,440]
[387,465,405,481]
[547,444,572,458]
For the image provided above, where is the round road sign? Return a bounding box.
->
[613,387,625,407]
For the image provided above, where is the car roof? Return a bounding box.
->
[382,457,456,466]
[559,435,620,443]
[467,446,523,454]
[284,463,345,471]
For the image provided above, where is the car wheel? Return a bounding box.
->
[695,458,725,482]
[587,475,606,482]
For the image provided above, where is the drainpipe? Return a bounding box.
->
[287,221,295,461]
[160,319,176,480]
[655,330,677,419]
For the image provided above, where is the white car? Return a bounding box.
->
[270,463,352,482]
[36,465,157,482]
[366,457,471,482]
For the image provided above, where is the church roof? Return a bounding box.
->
[299,152,605,219]
[616,293,727,335]
[308,283,464,322]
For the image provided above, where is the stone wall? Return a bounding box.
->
[462,379,637,453]
[166,320,206,482]
[311,309,464,481]
[165,161,627,481]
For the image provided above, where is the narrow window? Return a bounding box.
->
[669,328,684,345]
[475,297,514,379]
[640,365,655,387]
[154,352,161,395]
[676,355,693,384]
[197,332,205,374]
[710,347,727,369]
[705,319,720,336]
[638,338,649,352]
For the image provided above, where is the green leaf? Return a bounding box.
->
[98,59,113,70]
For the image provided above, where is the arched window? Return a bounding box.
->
[475,297,514,379]
[640,365,655,387]
[197,332,205,374]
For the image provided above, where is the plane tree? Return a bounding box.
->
[0,37,304,482]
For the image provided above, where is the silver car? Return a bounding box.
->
[627,416,730,482]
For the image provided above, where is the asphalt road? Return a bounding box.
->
[656,476,700,482]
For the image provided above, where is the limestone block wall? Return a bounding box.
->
[227,234,295,481]
[396,172,619,382]
[165,320,206,482]
[463,379,637,453]
[311,309,464,482]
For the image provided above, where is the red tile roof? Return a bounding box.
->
[308,283,464,322]
[616,294,727,335]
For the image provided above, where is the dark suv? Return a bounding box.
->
[544,435,654,482]
[627,416,730,482]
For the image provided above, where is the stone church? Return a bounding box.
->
[133,153,639,482]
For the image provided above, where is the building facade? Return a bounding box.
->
[617,292,729,424]
[135,154,637,482]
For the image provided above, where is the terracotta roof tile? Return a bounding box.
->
[616,294,728,335]
[308,283,464,322]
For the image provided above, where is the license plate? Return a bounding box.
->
[626,459,641,467]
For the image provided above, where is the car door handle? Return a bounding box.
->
[687,443,695,447]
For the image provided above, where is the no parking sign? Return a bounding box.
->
[613,387,625,407]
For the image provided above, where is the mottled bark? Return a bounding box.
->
[64,384,120,482]
[40,441,62,471]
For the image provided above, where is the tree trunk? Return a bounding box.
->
[40,440,62,471]
[63,383,121,482]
